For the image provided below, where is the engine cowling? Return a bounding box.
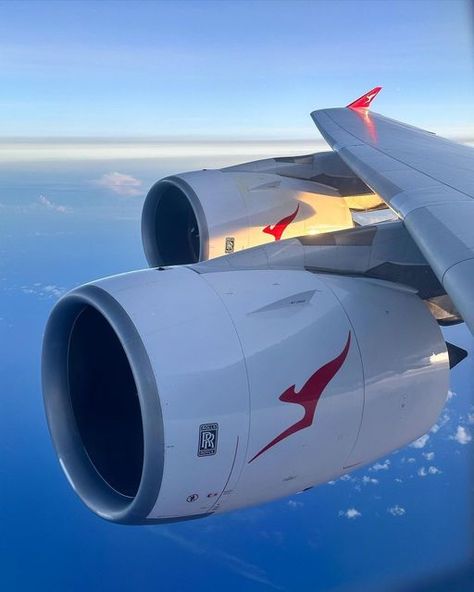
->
[141,152,382,267]
[42,263,448,524]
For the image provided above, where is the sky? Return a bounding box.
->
[0,0,473,140]
[0,1,473,591]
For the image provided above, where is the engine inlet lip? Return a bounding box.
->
[141,175,209,267]
[42,284,164,524]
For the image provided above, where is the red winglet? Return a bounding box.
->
[347,86,382,110]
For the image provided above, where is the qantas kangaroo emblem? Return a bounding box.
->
[248,332,351,463]
[262,204,300,241]
[347,86,382,110]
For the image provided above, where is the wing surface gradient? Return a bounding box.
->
[311,101,474,333]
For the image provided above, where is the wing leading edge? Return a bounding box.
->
[311,93,474,334]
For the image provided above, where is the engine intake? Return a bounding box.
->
[42,285,164,523]
[142,178,204,266]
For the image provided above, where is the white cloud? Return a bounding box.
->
[410,434,430,449]
[422,452,435,461]
[0,138,326,163]
[44,284,66,298]
[451,426,472,445]
[20,282,66,300]
[418,465,441,477]
[370,459,391,471]
[95,171,143,197]
[388,505,406,517]
[431,410,451,434]
[447,389,456,400]
[362,476,379,485]
[339,508,361,519]
[467,413,474,425]
[38,195,71,213]
[288,500,303,509]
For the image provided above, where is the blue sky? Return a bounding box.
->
[0,0,473,138]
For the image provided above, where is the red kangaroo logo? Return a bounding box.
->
[248,332,351,463]
[262,204,300,241]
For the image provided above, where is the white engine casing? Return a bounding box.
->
[42,266,449,524]
[141,170,354,266]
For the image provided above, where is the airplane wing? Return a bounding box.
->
[311,89,474,334]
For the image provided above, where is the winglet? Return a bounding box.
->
[347,86,382,110]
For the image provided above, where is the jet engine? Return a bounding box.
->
[42,235,448,524]
[141,151,383,266]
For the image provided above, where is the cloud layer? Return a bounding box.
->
[451,426,472,445]
[39,195,71,213]
[95,171,143,197]
[339,508,361,520]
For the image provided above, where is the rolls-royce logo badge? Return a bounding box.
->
[198,423,219,456]
[225,237,235,254]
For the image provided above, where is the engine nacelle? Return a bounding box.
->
[141,152,381,266]
[42,264,448,524]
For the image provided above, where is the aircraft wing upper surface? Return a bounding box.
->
[311,103,474,334]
